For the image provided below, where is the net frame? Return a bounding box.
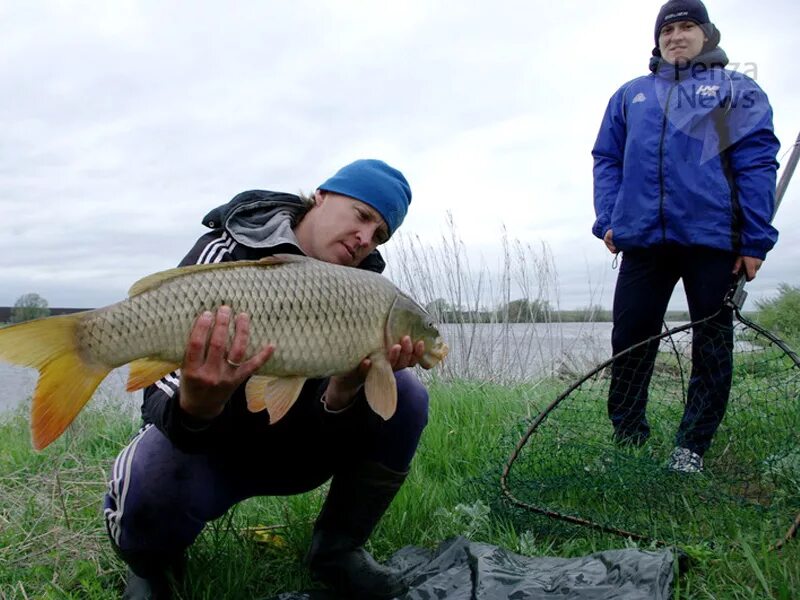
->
[500,302,800,550]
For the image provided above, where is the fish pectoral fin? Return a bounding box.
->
[364,353,397,421]
[127,358,181,391]
[246,375,307,423]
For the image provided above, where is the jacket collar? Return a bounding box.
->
[202,190,386,274]
[649,46,729,79]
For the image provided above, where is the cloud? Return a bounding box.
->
[0,0,797,311]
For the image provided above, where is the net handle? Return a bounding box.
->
[726,128,800,309]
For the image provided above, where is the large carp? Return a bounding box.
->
[0,254,448,450]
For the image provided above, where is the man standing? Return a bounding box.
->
[592,0,780,472]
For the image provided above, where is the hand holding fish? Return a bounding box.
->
[388,336,428,371]
[324,336,427,411]
[180,306,275,420]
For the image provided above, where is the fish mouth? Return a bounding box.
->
[420,340,449,368]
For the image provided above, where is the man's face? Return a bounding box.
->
[659,20,707,65]
[296,191,390,266]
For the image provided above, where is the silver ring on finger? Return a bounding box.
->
[225,357,242,368]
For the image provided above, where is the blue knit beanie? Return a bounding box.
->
[654,0,711,45]
[318,159,412,237]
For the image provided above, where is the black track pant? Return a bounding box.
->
[608,245,736,456]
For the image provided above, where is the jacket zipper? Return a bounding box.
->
[658,82,677,244]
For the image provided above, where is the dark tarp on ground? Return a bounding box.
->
[270,535,675,599]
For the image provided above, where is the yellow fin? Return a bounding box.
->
[0,313,111,450]
[127,358,181,391]
[246,375,306,423]
[259,253,312,265]
[128,255,304,297]
[364,353,397,420]
[245,376,270,413]
[32,352,110,450]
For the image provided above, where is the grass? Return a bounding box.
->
[3,219,798,598]
[0,379,798,599]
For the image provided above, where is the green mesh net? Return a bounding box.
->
[501,309,800,549]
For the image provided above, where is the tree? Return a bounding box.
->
[496,298,551,323]
[425,298,454,322]
[10,293,50,323]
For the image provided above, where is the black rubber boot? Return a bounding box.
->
[121,567,173,600]
[306,461,409,599]
[120,550,185,600]
[108,534,185,600]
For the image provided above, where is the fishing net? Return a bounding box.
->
[500,305,800,549]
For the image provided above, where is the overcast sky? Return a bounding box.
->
[1,0,798,312]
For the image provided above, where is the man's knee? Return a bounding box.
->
[104,426,211,552]
[395,369,429,432]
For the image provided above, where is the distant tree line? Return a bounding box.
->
[424,298,693,324]
[9,284,796,330]
[0,293,89,325]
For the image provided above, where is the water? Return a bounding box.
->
[0,365,142,414]
[436,321,615,382]
[0,322,620,413]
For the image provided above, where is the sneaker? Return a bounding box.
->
[668,447,703,473]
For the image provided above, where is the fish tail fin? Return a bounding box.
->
[0,314,111,450]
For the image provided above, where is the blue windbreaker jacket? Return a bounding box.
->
[592,48,780,259]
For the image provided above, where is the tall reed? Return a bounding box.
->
[384,214,610,383]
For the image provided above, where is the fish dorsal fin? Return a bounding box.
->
[364,352,397,420]
[127,358,181,391]
[128,255,309,297]
[264,253,313,265]
[245,375,307,423]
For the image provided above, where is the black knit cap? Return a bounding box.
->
[654,0,711,45]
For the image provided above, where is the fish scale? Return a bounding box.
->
[0,253,448,449]
[77,257,395,375]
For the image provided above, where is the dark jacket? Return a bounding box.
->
[592,48,780,259]
[140,190,386,451]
